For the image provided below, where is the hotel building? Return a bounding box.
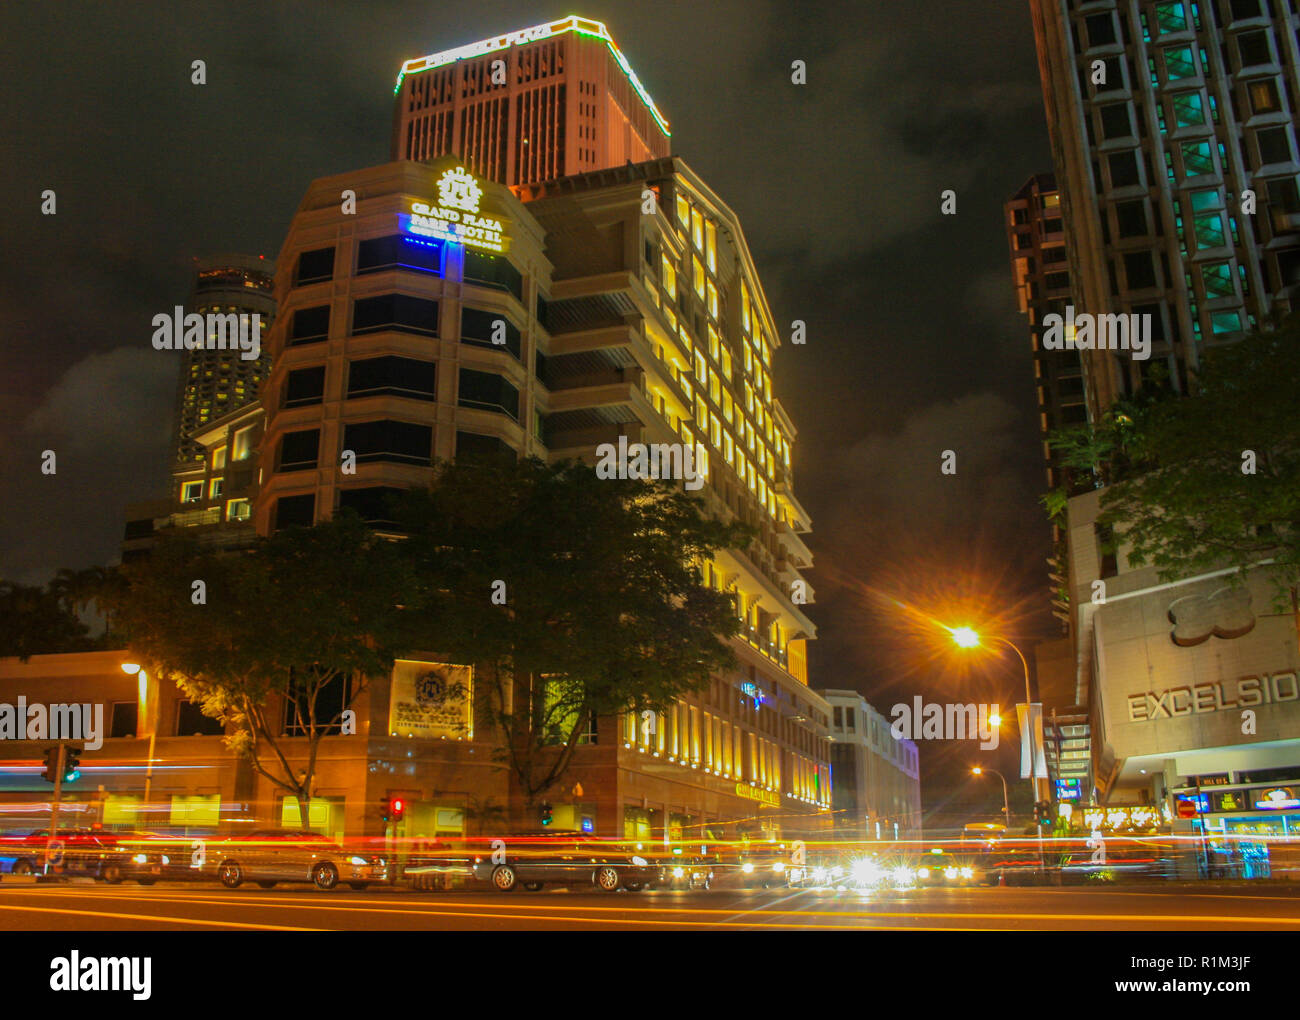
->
[820,690,922,840]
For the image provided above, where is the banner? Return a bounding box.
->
[1018,702,1048,779]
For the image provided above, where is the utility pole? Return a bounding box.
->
[44,743,66,877]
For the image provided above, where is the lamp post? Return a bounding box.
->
[121,663,155,822]
[971,766,1011,828]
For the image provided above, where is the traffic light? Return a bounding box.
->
[41,747,59,783]
[391,796,406,822]
[1034,801,1052,828]
[62,748,81,783]
[540,802,552,827]
[380,796,391,822]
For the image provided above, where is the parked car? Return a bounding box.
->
[470,831,658,892]
[208,829,388,891]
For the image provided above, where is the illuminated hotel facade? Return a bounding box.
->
[90,19,831,845]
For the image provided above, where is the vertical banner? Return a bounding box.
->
[1017,702,1048,779]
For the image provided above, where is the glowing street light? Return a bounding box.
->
[971,766,1011,828]
[949,626,980,649]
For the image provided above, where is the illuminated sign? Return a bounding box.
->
[1255,787,1299,810]
[734,783,779,808]
[1055,778,1082,801]
[389,661,472,739]
[1082,805,1162,832]
[403,167,510,253]
[1126,671,1298,722]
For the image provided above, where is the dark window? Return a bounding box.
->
[1012,208,1030,225]
[1257,126,1293,165]
[1043,217,1063,234]
[356,234,443,276]
[1133,303,1168,341]
[456,430,516,463]
[1124,251,1158,289]
[343,420,433,465]
[109,702,138,739]
[295,247,335,285]
[844,708,855,732]
[1116,200,1148,237]
[464,250,523,301]
[123,518,154,541]
[274,493,315,530]
[278,429,320,471]
[284,366,325,408]
[338,486,405,526]
[1100,103,1132,139]
[1096,56,1123,91]
[1086,13,1117,46]
[1238,30,1270,66]
[536,295,551,331]
[1230,0,1263,19]
[457,368,519,419]
[461,307,522,358]
[352,294,439,336]
[176,699,224,736]
[1108,150,1141,188]
[289,306,330,345]
[347,356,436,401]
[1045,270,1071,289]
[281,671,351,737]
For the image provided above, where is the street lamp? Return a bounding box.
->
[971,766,1011,828]
[121,662,155,819]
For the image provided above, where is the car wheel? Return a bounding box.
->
[491,864,518,892]
[625,881,644,892]
[348,882,367,891]
[101,864,123,884]
[256,880,277,889]
[521,881,543,892]
[312,863,339,890]
[218,862,243,889]
[11,859,34,876]
[595,865,621,892]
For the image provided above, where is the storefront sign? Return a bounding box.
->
[403,167,510,253]
[389,661,472,739]
[1254,787,1299,810]
[1127,672,1299,722]
[1082,805,1162,831]
[734,783,779,807]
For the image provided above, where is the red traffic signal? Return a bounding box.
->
[391,797,406,821]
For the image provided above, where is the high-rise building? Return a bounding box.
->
[1028,0,1300,418]
[392,15,671,185]
[820,689,922,840]
[1005,173,1088,492]
[242,151,827,839]
[170,254,275,466]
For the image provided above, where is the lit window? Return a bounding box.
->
[1201,261,1235,299]
[1154,1,1186,33]
[696,395,708,428]
[695,349,707,384]
[232,426,256,461]
[226,498,251,521]
[1164,46,1195,80]
[691,208,704,250]
[213,448,227,470]
[676,193,690,227]
[721,347,732,380]
[707,325,720,360]
[705,220,717,272]
[722,390,734,423]
[741,281,752,333]
[1181,140,1214,177]
[210,477,224,499]
[1172,91,1205,126]
[661,254,677,300]
[1210,309,1242,335]
[710,413,722,448]
[693,256,705,298]
[723,431,734,463]
[181,481,203,504]
[709,368,720,405]
[707,280,718,319]
[1193,213,1225,249]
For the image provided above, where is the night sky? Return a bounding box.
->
[1,1,1060,826]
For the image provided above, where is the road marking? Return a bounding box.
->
[0,901,322,930]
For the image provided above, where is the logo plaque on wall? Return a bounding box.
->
[390,661,472,738]
[1167,586,1255,646]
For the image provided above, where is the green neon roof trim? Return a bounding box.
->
[393,15,670,137]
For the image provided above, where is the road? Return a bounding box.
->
[0,881,1297,930]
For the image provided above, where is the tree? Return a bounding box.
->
[0,581,91,661]
[397,457,749,819]
[103,513,414,826]
[1088,324,1300,632]
[49,565,124,642]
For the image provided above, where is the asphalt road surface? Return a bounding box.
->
[0,881,1297,930]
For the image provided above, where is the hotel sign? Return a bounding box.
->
[735,783,780,808]
[390,661,472,739]
[404,167,510,253]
